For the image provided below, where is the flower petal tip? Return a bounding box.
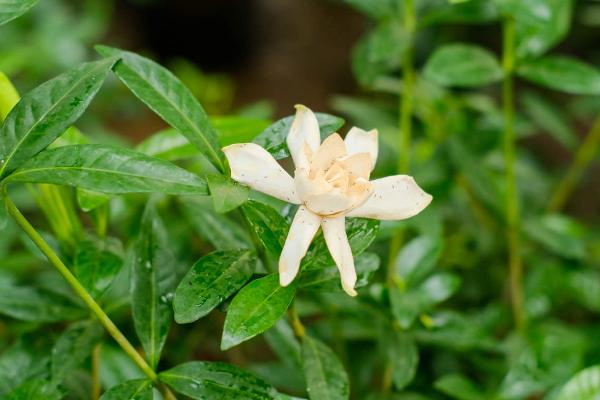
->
[342,283,358,297]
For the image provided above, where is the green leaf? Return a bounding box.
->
[221,274,297,350]
[5,144,208,195]
[394,235,443,286]
[423,44,503,88]
[212,115,271,146]
[95,45,224,171]
[253,113,345,160]
[0,58,116,179]
[517,56,600,95]
[174,250,255,324]
[523,214,586,260]
[131,204,176,369]
[302,335,350,400]
[73,239,123,297]
[0,0,38,26]
[352,21,409,87]
[0,336,53,397]
[0,284,83,322]
[263,319,303,370]
[99,379,152,400]
[0,70,19,120]
[135,128,198,161]
[207,174,249,213]
[388,333,418,390]
[181,197,251,250]
[0,193,7,230]
[300,252,380,292]
[420,0,499,25]
[434,374,485,400]
[390,273,461,328]
[159,361,280,399]
[557,365,600,400]
[51,321,103,385]
[76,188,110,212]
[304,218,380,270]
[5,378,63,400]
[511,0,573,59]
[241,200,289,257]
[521,91,577,150]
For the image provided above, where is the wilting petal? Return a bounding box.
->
[322,216,357,296]
[338,152,372,180]
[345,127,378,170]
[223,143,300,204]
[346,175,432,220]
[287,105,321,170]
[309,133,347,176]
[279,206,321,286]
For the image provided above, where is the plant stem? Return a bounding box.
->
[547,115,600,213]
[288,302,305,340]
[4,196,159,382]
[92,344,101,400]
[387,0,416,285]
[502,18,525,333]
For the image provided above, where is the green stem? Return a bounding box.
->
[502,18,525,333]
[287,302,305,340]
[387,0,416,285]
[92,344,101,400]
[547,115,600,213]
[4,196,159,382]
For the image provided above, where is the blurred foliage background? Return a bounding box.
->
[2,0,600,399]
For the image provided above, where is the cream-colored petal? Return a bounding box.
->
[344,127,378,171]
[309,133,347,177]
[223,143,300,204]
[279,206,321,286]
[338,152,372,180]
[346,175,432,220]
[322,216,357,296]
[287,105,321,170]
[304,180,372,217]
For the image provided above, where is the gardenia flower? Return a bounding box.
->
[223,105,432,296]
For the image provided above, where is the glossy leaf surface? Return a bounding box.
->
[174,250,255,324]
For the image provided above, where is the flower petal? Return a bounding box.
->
[287,105,321,170]
[344,127,378,171]
[223,143,300,204]
[322,216,357,296]
[279,206,321,286]
[338,152,372,180]
[309,133,347,176]
[346,175,432,220]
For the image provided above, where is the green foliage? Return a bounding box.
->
[423,44,503,88]
[221,274,297,350]
[130,203,176,369]
[173,250,255,323]
[95,45,224,171]
[1,1,600,399]
[0,0,38,26]
[517,56,600,95]
[159,361,281,399]
[254,113,345,159]
[302,335,350,400]
[99,379,152,400]
[0,58,115,178]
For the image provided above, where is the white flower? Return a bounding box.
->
[222,105,432,296]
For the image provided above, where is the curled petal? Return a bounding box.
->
[304,178,372,217]
[309,133,347,176]
[223,143,300,204]
[279,206,322,286]
[344,127,378,171]
[338,152,372,180]
[346,175,432,220]
[287,105,321,170]
[322,216,357,296]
